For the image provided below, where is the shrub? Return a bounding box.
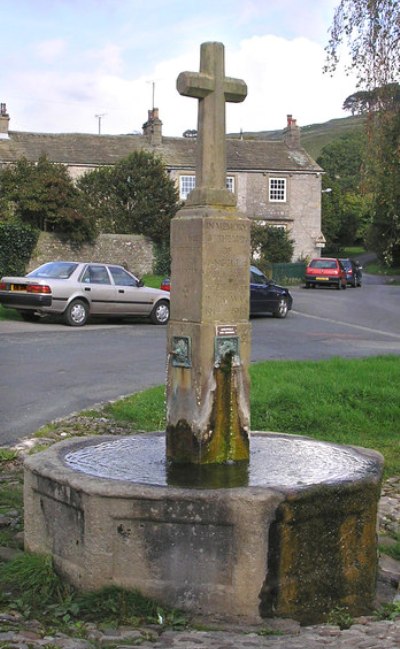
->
[0,220,39,276]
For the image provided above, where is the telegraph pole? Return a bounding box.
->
[95,113,106,135]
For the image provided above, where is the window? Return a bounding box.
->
[82,265,111,285]
[269,178,286,202]
[108,266,137,287]
[179,175,235,200]
[179,175,196,200]
[226,177,235,193]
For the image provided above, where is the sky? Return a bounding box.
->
[2,0,358,137]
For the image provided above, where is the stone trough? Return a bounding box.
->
[24,431,383,624]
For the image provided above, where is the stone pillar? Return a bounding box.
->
[166,43,251,465]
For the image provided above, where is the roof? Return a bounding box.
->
[0,131,321,173]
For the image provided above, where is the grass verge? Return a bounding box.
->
[104,355,400,478]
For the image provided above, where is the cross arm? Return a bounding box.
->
[224,77,247,103]
[177,72,214,99]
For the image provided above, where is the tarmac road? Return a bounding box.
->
[1,272,400,446]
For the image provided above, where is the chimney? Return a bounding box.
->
[0,103,10,139]
[283,114,300,148]
[142,107,162,146]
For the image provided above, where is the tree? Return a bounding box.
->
[317,132,371,251]
[0,155,96,245]
[365,108,400,265]
[343,84,400,115]
[325,0,400,90]
[325,0,400,265]
[251,224,294,266]
[78,150,180,246]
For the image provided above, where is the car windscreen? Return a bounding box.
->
[27,262,79,279]
[309,260,337,269]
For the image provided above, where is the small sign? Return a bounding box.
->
[216,324,238,337]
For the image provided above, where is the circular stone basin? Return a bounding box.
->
[63,432,379,489]
[24,431,383,624]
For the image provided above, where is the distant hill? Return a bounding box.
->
[228,115,365,161]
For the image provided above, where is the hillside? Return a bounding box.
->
[228,115,365,161]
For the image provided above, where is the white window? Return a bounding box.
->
[179,175,196,200]
[179,175,235,200]
[269,178,286,202]
[226,176,235,193]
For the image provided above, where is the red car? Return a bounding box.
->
[305,258,347,290]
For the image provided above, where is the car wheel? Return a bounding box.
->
[64,299,89,326]
[336,282,341,290]
[150,300,170,325]
[19,310,40,322]
[305,282,310,289]
[273,298,288,319]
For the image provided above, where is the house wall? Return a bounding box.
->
[28,232,154,277]
[236,171,321,261]
[50,164,323,263]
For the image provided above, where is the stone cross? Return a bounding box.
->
[177,41,247,205]
[167,42,251,467]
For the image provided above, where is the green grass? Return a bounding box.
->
[0,553,188,631]
[0,304,22,321]
[104,356,400,478]
[364,262,400,276]
[341,246,365,257]
[141,274,164,288]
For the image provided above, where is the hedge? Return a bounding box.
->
[0,221,39,277]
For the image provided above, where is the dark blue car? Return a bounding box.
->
[161,266,293,319]
[250,265,293,318]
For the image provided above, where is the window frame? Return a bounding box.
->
[269,177,286,203]
[179,175,235,200]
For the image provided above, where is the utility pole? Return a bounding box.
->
[95,113,106,135]
[146,80,157,109]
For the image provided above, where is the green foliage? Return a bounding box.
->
[0,448,18,463]
[78,150,179,246]
[0,156,97,246]
[374,601,400,621]
[379,533,400,561]
[317,132,366,193]
[74,586,186,627]
[0,552,187,630]
[153,240,171,275]
[0,553,71,613]
[365,109,400,267]
[251,224,294,265]
[324,2,400,261]
[0,220,39,276]
[326,606,354,629]
[325,1,400,90]
[317,132,372,251]
[343,84,400,116]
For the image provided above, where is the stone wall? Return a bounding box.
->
[28,232,155,277]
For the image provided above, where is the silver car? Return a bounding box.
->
[0,261,170,326]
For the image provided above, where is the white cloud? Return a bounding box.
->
[35,39,67,63]
[5,34,358,137]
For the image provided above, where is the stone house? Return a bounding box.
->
[0,104,325,260]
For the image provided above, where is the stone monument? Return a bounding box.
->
[23,42,384,625]
[167,41,251,466]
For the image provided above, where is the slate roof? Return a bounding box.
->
[0,131,321,173]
